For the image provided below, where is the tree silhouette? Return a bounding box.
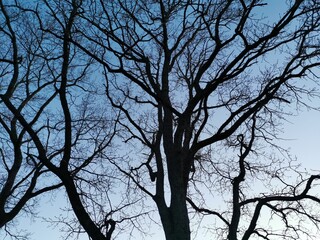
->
[0,2,63,237]
[2,1,320,240]
[0,1,117,239]
[73,0,320,240]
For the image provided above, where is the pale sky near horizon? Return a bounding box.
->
[6,107,320,240]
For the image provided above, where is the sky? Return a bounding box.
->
[2,1,320,240]
[283,110,320,170]
[6,107,320,240]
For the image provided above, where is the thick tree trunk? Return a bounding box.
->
[157,151,191,240]
[157,191,191,240]
[168,192,191,240]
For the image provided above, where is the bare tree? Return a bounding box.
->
[0,1,120,239]
[3,1,320,240]
[0,2,64,238]
[68,0,320,240]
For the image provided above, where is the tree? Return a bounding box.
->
[2,1,320,240]
[0,1,120,239]
[71,0,320,240]
[0,1,64,237]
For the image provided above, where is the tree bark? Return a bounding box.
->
[157,150,191,240]
[157,191,190,240]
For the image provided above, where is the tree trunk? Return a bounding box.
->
[168,191,191,240]
[157,151,191,240]
[157,190,191,240]
[61,174,107,240]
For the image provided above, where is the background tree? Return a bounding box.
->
[0,2,63,238]
[0,1,128,239]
